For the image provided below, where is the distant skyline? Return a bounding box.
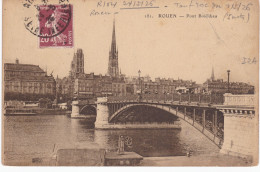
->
[3,0,258,86]
[5,55,253,85]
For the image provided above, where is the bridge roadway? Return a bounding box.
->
[75,93,224,115]
[107,93,224,105]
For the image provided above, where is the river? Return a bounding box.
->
[3,114,219,164]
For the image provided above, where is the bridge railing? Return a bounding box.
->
[107,95,139,102]
[108,93,224,105]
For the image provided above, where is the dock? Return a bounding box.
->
[105,152,143,166]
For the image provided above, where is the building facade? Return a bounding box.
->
[124,76,197,95]
[4,59,56,101]
[204,79,254,94]
[112,78,126,96]
[74,73,126,99]
[203,67,254,94]
[56,76,74,102]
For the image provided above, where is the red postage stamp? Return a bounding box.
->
[38,4,73,48]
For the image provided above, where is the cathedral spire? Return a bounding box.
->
[111,18,117,57]
[108,18,119,78]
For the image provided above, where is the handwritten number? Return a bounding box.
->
[242,57,257,64]
[122,0,154,7]
[147,0,154,6]
[247,58,251,64]
[242,3,252,11]
[241,57,246,64]
[252,57,257,64]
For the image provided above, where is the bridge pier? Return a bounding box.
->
[71,101,80,118]
[218,94,257,162]
[95,97,110,129]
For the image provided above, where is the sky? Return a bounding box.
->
[2,0,259,85]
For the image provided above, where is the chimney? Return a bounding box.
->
[15,58,19,64]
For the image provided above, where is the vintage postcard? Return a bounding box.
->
[2,0,259,166]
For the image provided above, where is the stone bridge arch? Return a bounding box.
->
[109,103,223,148]
[79,105,97,115]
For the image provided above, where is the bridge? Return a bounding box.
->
[71,93,256,160]
[71,99,96,120]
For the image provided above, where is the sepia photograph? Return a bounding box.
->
[1,0,259,167]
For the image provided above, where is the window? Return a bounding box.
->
[46,84,51,93]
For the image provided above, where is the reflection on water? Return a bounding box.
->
[4,115,219,162]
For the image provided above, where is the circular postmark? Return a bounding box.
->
[23,0,71,38]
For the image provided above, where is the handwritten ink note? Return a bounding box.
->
[241,57,257,64]
[172,0,253,23]
[89,0,255,23]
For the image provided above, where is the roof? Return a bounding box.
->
[4,63,55,82]
[4,63,45,73]
[5,75,55,82]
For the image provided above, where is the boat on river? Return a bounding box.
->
[4,108,37,116]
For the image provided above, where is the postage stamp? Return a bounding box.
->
[23,0,73,48]
[38,4,73,48]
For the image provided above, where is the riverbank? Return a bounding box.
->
[140,153,253,166]
[4,108,71,116]
[3,152,253,166]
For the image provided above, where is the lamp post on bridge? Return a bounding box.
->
[138,70,141,91]
[138,70,142,101]
[227,70,230,93]
[164,92,169,102]
[155,90,158,102]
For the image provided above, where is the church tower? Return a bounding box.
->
[70,48,84,78]
[107,19,119,78]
